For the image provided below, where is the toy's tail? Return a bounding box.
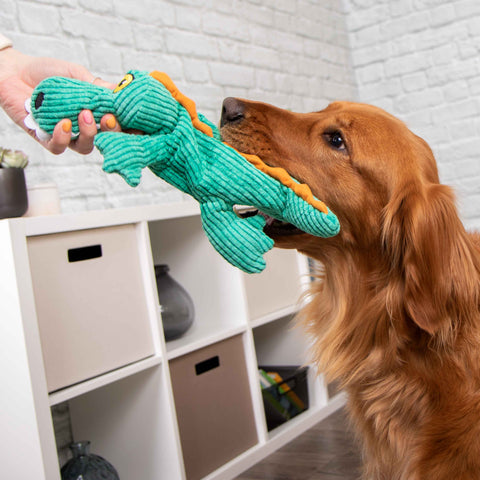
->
[232,150,330,215]
[278,189,340,237]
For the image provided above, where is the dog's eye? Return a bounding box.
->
[324,131,346,151]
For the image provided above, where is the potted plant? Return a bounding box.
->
[0,148,29,219]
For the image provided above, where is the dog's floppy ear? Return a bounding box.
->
[382,181,477,336]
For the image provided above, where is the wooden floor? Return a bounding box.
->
[236,408,362,480]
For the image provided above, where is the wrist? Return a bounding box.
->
[0,47,29,84]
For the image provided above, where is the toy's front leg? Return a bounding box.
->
[95,131,174,188]
[200,199,274,274]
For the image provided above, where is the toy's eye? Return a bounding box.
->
[114,73,134,93]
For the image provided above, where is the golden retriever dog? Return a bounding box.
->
[220,99,480,480]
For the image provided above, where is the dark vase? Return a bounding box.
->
[0,168,28,219]
[60,441,119,480]
[154,264,195,341]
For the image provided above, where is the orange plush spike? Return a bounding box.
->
[150,71,214,137]
[232,149,329,215]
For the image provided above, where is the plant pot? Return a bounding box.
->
[0,168,28,219]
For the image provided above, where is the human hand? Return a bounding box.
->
[0,47,120,154]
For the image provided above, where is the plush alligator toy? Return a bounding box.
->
[25,70,339,273]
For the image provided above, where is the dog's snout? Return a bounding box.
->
[221,97,245,127]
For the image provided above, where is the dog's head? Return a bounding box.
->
[221,99,439,250]
[221,98,479,336]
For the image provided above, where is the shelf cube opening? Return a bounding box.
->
[67,366,183,480]
[243,249,302,322]
[259,366,310,431]
[148,216,248,353]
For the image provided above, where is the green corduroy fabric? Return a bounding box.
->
[28,70,340,273]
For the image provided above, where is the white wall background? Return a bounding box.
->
[343,0,480,230]
[1,1,479,230]
[0,0,355,213]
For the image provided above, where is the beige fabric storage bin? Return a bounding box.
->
[169,335,258,480]
[243,249,301,320]
[27,224,155,392]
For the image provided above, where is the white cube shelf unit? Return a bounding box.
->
[0,201,345,480]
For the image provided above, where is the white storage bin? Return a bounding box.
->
[243,249,302,321]
[27,224,155,392]
[169,334,258,480]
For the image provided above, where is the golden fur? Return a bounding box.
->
[221,100,480,480]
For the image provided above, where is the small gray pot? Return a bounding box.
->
[0,168,28,219]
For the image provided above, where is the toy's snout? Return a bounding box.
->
[220,97,245,126]
[34,92,45,110]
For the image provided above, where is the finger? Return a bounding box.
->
[46,119,72,155]
[92,77,116,90]
[70,110,97,154]
[100,114,121,132]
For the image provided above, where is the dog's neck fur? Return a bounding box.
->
[297,239,480,479]
[299,245,410,386]
[298,231,480,380]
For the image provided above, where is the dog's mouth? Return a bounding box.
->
[233,205,304,237]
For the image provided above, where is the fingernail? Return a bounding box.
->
[106,115,116,129]
[62,119,72,133]
[82,110,94,125]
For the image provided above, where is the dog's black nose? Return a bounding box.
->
[221,97,245,127]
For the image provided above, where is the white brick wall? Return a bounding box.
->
[343,0,480,230]
[0,1,356,213]
[3,1,478,229]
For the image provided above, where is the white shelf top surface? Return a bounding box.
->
[14,200,201,237]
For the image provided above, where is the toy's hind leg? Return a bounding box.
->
[200,199,273,273]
